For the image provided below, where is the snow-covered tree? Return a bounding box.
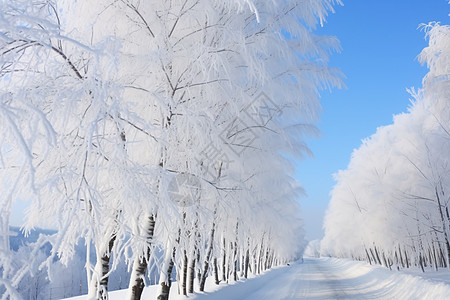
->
[1,0,342,299]
[322,21,450,272]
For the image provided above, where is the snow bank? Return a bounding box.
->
[320,258,450,299]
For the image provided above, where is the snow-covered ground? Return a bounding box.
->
[66,257,450,299]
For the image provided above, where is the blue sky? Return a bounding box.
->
[297,0,450,241]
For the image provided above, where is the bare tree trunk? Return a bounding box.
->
[127,215,155,300]
[157,247,175,300]
[398,245,404,268]
[197,250,202,284]
[176,267,180,295]
[233,223,239,281]
[404,250,409,268]
[264,248,270,270]
[244,249,249,279]
[188,217,200,293]
[157,259,174,300]
[253,247,257,275]
[88,231,117,300]
[227,242,233,282]
[382,252,392,270]
[369,248,377,265]
[200,222,216,291]
[222,238,226,282]
[213,257,219,285]
[394,251,399,267]
[432,244,438,271]
[98,236,116,299]
[240,254,245,277]
[188,253,196,293]
[440,245,447,267]
[269,250,274,269]
[233,243,238,281]
[257,242,265,274]
[419,255,425,272]
[182,250,188,296]
[365,247,372,265]
[435,187,450,267]
[373,245,382,265]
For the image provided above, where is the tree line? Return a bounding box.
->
[322,21,450,273]
[0,0,341,299]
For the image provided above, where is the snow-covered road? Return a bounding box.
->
[196,258,393,300]
[194,258,450,300]
[245,258,404,299]
[243,258,374,299]
[238,258,398,299]
[67,257,450,299]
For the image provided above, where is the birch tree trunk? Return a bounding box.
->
[222,238,226,282]
[188,251,196,294]
[182,250,188,296]
[157,247,175,300]
[435,186,450,267]
[244,248,249,279]
[200,222,215,291]
[213,257,220,285]
[233,223,239,281]
[88,231,117,300]
[127,215,155,300]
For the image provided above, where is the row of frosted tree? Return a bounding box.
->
[0,0,341,299]
[322,22,450,272]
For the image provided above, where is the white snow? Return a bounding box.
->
[65,258,450,299]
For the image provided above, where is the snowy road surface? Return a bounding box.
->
[67,257,450,299]
[239,258,395,299]
[195,258,450,300]
[241,258,397,299]
[195,258,396,300]
[244,258,383,299]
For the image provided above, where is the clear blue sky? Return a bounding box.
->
[296,0,450,241]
